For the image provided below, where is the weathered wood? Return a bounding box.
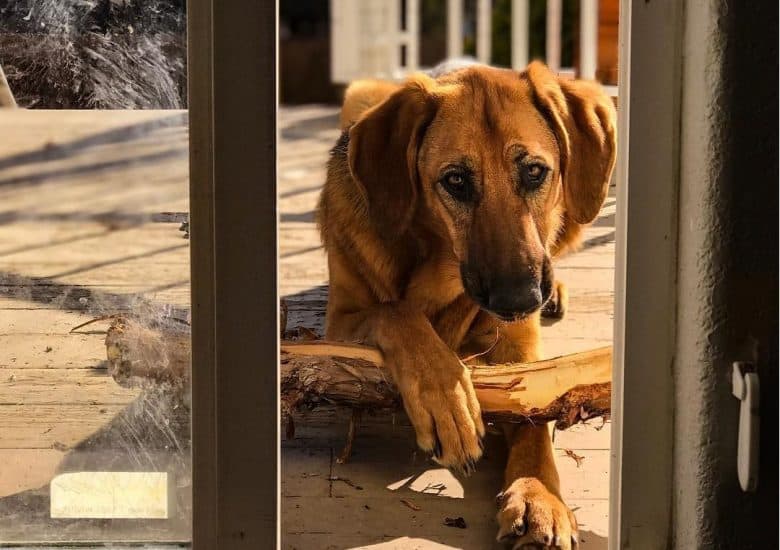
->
[282,341,612,427]
[0,334,107,369]
[0,404,127,449]
[105,318,611,428]
[0,368,139,406]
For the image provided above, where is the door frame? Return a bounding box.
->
[188,1,280,548]
[186,1,693,548]
[610,1,683,547]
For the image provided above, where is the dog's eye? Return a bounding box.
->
[521,163,548,191]
[440,171,472,201]
[446,173,463,187]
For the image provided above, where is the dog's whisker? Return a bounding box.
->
[460,327,501,364]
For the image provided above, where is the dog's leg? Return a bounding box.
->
[496,424,578,549]
[463,313,577,548]
[431,293,481,350]
[326,303,484,473]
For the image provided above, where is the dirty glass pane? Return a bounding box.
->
[0,0,191,544]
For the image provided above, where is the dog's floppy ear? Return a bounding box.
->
[526,61,617,224]
[340,79,402,130]
[347,76,437,239]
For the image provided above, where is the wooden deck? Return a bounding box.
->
[0,108,614,548]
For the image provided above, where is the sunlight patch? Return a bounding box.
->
[408,468,464,499]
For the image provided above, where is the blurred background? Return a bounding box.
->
[0,0,618,108]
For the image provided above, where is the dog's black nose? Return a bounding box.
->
[486,279,542,320]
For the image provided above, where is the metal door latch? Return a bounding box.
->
[732,362,759,492]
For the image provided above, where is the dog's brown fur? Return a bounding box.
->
[317,62,616,548]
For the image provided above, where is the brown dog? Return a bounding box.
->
[317,62,616,548]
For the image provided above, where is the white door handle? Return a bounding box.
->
[732,362,760,492]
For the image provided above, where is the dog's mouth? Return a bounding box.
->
[495,312,526,322]
[479,300,546,323]
[486,307,530,323]
[463,284,551,322]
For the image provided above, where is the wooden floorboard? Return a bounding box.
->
[0,334,107,368]
[0,404,128,449]
[0,368,139,405]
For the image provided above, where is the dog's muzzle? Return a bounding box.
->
[461,257,554,321]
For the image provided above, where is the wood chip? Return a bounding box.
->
[400,498,421,511]
[328,475,363,490]
[563,449,585,467]
[444,516,467,529]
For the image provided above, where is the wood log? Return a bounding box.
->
[105,318,611,428]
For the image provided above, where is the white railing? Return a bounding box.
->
[544,0,562,72]
[510,0,530,70]
[331,0,603,85]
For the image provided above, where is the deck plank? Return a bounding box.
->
[0,334,106,369]
[0,404,127,449]
[0,368,139,405]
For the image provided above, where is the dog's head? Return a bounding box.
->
[347,62,616,321]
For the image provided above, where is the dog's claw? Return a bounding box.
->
[433,437,442,459]
[496,477,576,548]
[513,519,526,537]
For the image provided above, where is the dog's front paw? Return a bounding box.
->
[396,354,484,474]
[496,478,578,549]
[541,280,568,320]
